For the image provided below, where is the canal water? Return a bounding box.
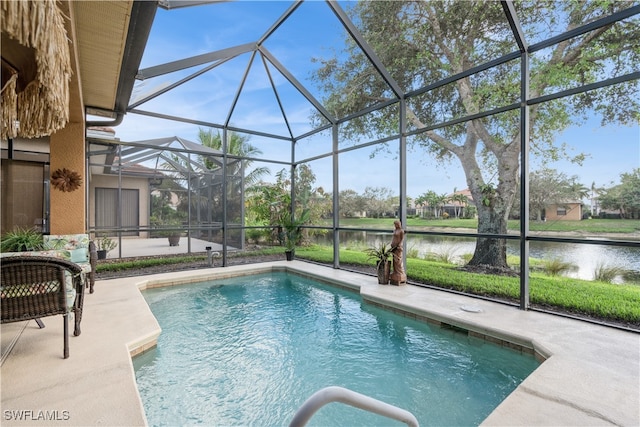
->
[333,231,639,282]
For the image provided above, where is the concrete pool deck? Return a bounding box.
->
[1,261,638,426]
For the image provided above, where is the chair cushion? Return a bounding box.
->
[44,234,90,251]
[0,271,76,310]
[70,247,88,263]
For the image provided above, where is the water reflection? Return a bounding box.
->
[332,231,639,282]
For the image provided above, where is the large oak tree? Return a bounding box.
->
[312,0,639,268]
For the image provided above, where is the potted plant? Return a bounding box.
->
[365,242,394,284]
[0,227,44,252]
[151,214,186,246]
[163,218,185,246]
[96,235,117,259]
[280,209,309,261]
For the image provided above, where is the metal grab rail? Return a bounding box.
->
[289,386,419,427]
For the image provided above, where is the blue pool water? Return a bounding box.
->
[133,272,539,426]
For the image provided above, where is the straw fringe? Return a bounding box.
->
[1,74,19,139]
[1,0,72,139]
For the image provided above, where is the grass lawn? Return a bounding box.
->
[328,217,640,234]
[295,245,640,327]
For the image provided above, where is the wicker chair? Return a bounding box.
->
[1,256,85,359]
[88,240,97,293]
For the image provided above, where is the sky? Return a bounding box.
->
[110,1,639,200]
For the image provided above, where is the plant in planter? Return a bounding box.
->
[151,214,186,246]
[280,209,309,261]
[163,218,185,247]
[96,236,117,259]
[0,227,44,252]
[365,242,394,284]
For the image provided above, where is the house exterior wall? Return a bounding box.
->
[89,174,151,238]
[47,1,86,235]
[49,123,86,234]
[545,203,583,221]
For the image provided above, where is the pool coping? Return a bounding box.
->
[1,261,638,426]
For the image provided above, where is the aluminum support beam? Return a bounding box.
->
[257,1,303,46]
[326,1,403,98]
[261,54,294,139]
[260,47,334,123]
[221,128,228,266]
[159,1,227,10]
[399,98,407,273]
[129,58,227,109]
[137,42,256,80]
[332,124,340,269]
[519,50,531,310]
[529,5,640,54]
[225,50,258,127]
[501,1,528,53]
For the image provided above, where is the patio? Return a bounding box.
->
[97,236,224,259]
[1,2,639,426]
[1,261,638,426]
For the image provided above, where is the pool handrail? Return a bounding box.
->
[289,386,419,427]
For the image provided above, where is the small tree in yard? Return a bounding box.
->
[598,169,640,219]
[246,165,330,243]
[525,168,585,221]
[362,186,395,218]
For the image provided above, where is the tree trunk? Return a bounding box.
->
[468,203,510,269]
[456,122,519,270]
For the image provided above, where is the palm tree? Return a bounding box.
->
[197,128,269,188]
[449,192,470,219]
[567,179,590,202]
[415,190,448,219]
[414,194,428,218]
[157,129,271,238]
[195,128,271,228]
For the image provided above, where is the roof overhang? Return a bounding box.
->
[72,1,157,125]
[0,0,157,136]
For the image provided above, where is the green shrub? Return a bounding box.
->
[540,258,576,277]
[622,270,640,285]
[594,263,625,283]
[406,245,420,259]
[246,228,267,244]
[424,245,459,264]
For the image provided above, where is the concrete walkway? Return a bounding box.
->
[100,236,224,259]
[1,261,638,426]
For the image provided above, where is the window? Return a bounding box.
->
[1,159,49,234]
[95,188,139,236]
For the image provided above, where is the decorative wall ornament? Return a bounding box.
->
[51,168,82,193]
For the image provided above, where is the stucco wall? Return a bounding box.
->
[49,123,85,234]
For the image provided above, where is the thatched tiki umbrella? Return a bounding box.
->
[1,0,72,139]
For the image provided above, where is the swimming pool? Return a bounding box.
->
[133,272,539,426]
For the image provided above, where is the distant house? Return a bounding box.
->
[443,189,474,218]
[89,160,159,238]
[544,202,583,221]
[87,128,154,238]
